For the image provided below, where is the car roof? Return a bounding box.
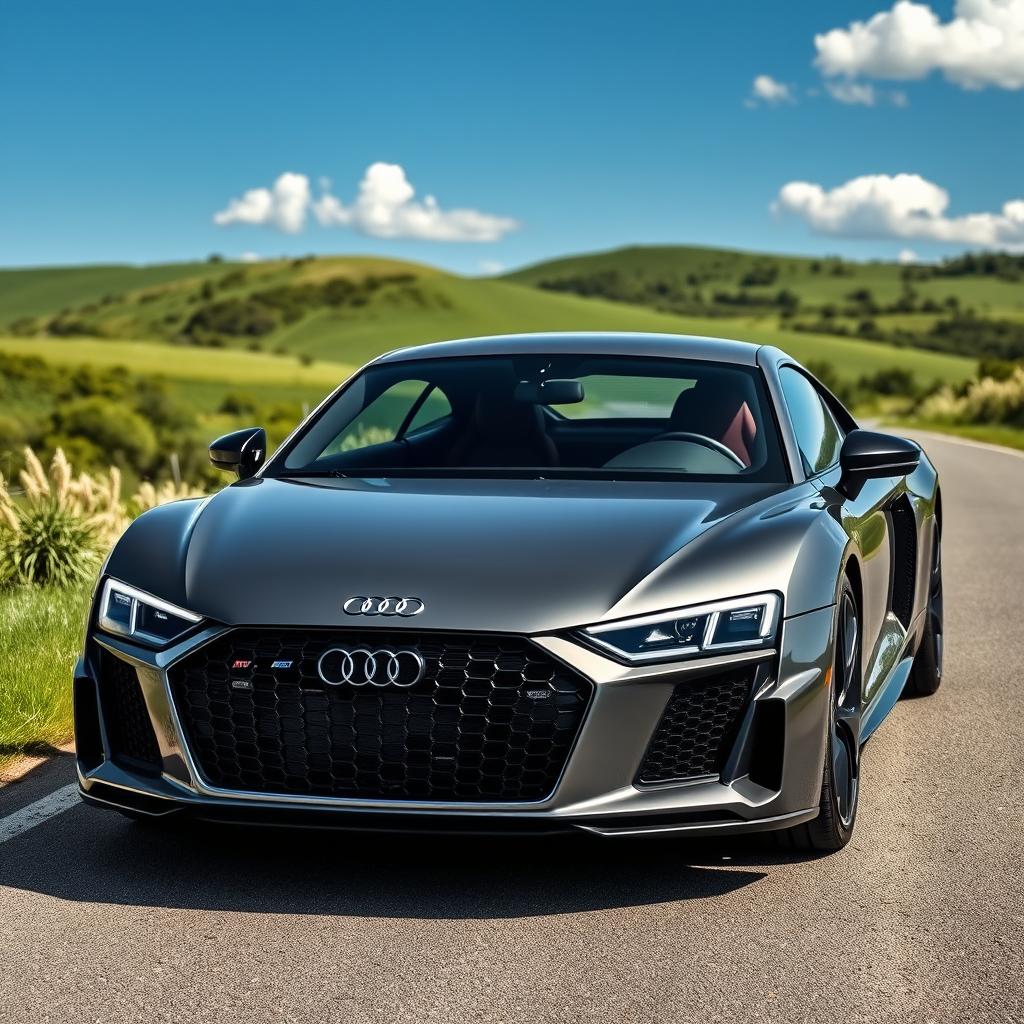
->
[374,332,763,367]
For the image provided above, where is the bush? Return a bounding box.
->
[219,391,260,416]
[0,501,99,586]
[918,367,1024,427]
[46,397,159,472]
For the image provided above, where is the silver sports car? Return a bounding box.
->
[75,333,943,852]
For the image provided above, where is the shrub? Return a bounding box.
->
[918,367,1024,427]
[0,500,99,586]
[0,447,208,587]
[46,397,159,473]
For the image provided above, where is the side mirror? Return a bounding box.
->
[839,429,920,498]
[209,427,267,479]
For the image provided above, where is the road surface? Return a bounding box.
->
[2,431,1022,1024]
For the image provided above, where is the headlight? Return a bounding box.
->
[581,593,780,663]
[97,579,202,647]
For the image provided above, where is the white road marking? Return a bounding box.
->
[0,784,80,845]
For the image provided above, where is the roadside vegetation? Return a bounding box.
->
[0,448,203,772]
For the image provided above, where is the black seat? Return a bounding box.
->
[447,390,559,467]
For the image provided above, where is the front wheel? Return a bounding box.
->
[780,578,862,854]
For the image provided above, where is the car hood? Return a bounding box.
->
[162,475,791,634]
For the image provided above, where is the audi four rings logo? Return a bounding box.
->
[317,647,426,688]
[343,596,425,617]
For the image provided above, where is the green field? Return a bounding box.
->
[0,583,91,771]
[0,336,350,386]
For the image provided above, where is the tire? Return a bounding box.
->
[905,529,943,698]
[780,578,862,854]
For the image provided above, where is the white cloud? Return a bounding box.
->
[478,259,505,275]
[215,163,519,243]
[748,74,794,105]
[775,173,1024,250]
[214,172,311,233]
[825,80,910,105]
[826,80,879,105]
[238,251,262,263]
[898,247,920,263]
[815,0,1024,90]
[313,162,519,242]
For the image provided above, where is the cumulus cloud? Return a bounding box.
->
[748,74,794,105]
[478,259,505,275]
[826,80,880,105]
[215,163,519,243]
[214,172,311,233]
[898,248,920,263]
[775,173,1024,250]
[815,0,1024,90]
[825,80,909,105]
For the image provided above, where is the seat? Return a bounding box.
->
[447,389,559,467]
[663,377,758,467]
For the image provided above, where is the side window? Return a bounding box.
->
[403,387,452,435]
[779,367,844,475]
[324,380,430,455]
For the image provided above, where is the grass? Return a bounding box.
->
[0,582,92,772]
[893,419,1024,452]
[0,335,351,386]
[0,261,240,322]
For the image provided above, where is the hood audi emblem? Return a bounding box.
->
[317,648,426,688]
[343,596,424,617]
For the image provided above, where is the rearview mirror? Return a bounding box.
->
[838,429,920,498]
[209,427,267,479]
[514,379,585,405]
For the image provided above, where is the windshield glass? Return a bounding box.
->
[275,354,787,482]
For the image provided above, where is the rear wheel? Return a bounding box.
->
[780,578,862,854]
[905,530,943,697]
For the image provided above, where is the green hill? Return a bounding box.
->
[507,244,1024,314]
[0,252,976,384]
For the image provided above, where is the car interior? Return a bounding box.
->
[280,355,786,480]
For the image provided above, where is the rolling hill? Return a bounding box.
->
[0,251,979,385]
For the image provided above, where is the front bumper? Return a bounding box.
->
[74,607,835,837]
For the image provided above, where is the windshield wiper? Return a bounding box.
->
[272,469,351,479]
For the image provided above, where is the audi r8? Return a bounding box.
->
[74,333,943,852]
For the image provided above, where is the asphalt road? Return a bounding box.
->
[2,431,1022,1024]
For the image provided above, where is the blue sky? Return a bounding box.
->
[2,0,1022,272]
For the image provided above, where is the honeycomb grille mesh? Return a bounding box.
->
[636,670,753,784]
[100,650,162,770]
[169,629,592,802]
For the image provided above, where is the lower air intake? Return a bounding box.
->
[99,649,162,772]
[636,669,754,785]
[169,629,592,802]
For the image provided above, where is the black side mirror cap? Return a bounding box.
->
[838,429,920,498]
[209,427,267,479]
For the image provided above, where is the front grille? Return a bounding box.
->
[636,669,753,785]
[99,650,162,771]
[169,629,592,802]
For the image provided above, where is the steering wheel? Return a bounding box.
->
[655,431,746,469]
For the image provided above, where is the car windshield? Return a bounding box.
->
[274,354,788,482]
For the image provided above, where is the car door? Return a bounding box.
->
[778,366,898,704]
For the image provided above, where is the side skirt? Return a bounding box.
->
[860,655,914,743]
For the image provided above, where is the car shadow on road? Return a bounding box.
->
[0,809,787,919]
